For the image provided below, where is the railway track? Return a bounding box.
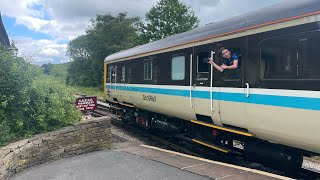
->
[90,100,320,179]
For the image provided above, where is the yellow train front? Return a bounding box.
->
[104,1,320,171]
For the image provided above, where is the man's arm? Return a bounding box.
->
[221,59,238,70]
[208,58,224,72]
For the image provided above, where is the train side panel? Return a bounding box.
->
[106,83,197,121]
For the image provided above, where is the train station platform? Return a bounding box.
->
[12,142,292,180]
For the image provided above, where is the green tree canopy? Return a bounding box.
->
[142,0,199,42]
[67,12,142,87]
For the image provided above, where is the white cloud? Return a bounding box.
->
[13,36,68,65]
[15,16,49,31]
[0,0,285,65]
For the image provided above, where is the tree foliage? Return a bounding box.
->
[26,75,81,133]
[141,0,199,42]
[0,49,81,146]
[67,12,142,87]
[42,63,69,83]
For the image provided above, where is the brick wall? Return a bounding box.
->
[0,116,111,180]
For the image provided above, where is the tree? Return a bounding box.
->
[141,0,199,42]
[67,12,142,87]
[42,63,54,75]
[0,48,81,146]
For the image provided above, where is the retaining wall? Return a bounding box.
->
[0,116,111,180]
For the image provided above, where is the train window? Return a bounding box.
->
[171,55,185,80]
[128,66,132,84]
[111,66,116,83]
[219,48,241,81]
[107,65,112,83]
[260,31,320,80]
[144,60,152,80]
[196,52,210,80]
[121,65,125,82]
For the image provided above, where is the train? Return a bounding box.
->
[104,0,320,171]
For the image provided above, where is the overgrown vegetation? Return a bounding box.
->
[0,49,81,147]
[66,0,199,88]
[72,86,104,100]
[42,63,69,83]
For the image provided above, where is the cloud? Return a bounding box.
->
[13,36,68,65]
[0,0,285,65]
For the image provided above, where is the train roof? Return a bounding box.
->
[105,0,320,63]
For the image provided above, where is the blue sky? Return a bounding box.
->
[0,0,285,65]
[3,16,52,40]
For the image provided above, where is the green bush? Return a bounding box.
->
[26,75,81,133]
[0,50,40,143]
[0,120,12,147]
[0,49,81,146]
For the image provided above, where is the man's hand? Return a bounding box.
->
[208,58,214,65]
[221,64,228,69]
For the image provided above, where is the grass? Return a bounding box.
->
[71,86,105,100]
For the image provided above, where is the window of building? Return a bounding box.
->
[144,60,152,80]
[171,55,185,80]
[260,31,320,80]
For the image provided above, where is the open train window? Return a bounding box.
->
[260,31,320,80]
[171,55,185,80]
[144,59,152,80]
[218,48,242,81]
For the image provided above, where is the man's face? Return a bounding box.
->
[221,49,231,59]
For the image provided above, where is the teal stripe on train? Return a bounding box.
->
[106,85,320,111]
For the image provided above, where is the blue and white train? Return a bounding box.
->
[104,0,320,170]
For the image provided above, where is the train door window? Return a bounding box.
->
[111,66,116,83]
[121,65,125,82]
[260,31,320,80]
[144,60,152,80]
[107,65,112,83]
[171,55,185,80]
[196,52,210,80]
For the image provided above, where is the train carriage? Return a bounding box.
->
[104,0,320,170]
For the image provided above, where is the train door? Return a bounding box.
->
[216,38,247,129]
[106,64,114,99]
[192,43,221,125]
[118,64,127,102]
[111,65,118,99]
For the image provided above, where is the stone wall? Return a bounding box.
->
[0,116,111,180]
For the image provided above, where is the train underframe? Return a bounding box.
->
[108,100,312,173]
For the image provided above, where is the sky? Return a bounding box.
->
[0,0,285,65]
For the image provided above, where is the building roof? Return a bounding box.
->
[0,12,10,47]
[105,0,320,62]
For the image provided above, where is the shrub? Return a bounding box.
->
[0,49,81,146]
[26,75,81,133]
